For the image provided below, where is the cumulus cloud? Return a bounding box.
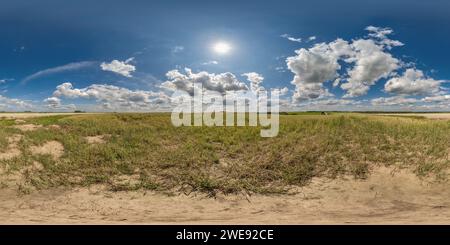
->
[365,26,404,49]
[0,95,32,109]
[43,97,61,108]
[288,98,362,111]
[422,94,450,103]
[100,58,136,77]
[242,73,287,96]
[52,82,169,110]
[307,36,316,42]
[286,27,403,101]
[366,26,393,39]
[53,82,89,98]
[310,98,359,106]
[341,39,400,97]
[43,96,76,111]
[274,87,289,96]
[161,68,248,95]
[384,68,444,95]
[286,39,352,101]
[281,34,302,43]
[22,61,96,84]
[242,72,264,93]
[371,96,418,106]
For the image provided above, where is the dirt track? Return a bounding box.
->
[1,167,449,224]
[0,113,97,119]
[379,113,450,120]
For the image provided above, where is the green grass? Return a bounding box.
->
[0,113,449,196]
[25,115,72,126]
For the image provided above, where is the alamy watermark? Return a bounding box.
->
[171,84,279,137]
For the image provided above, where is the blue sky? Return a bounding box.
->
[1,0,450,111]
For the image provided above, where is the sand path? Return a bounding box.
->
[1,167,449,224]
[378,113,450,120]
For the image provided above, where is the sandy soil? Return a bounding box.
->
[13,124,43,131]
[85,135,108,144]
[0,112,97,119]
[0,166,449,224]
[30,141,64,160]
[0,135,23,160]
[378,113,450,120]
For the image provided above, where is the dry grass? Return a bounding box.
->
[0,113,449,196]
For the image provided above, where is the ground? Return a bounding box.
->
[0,112,449,224]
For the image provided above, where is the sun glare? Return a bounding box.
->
[213,42,231,54]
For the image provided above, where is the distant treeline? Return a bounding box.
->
[0,110,449,114]
[280,111,450,115]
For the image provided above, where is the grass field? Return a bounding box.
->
[1,113,449,196]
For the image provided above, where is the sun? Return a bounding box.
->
[213,42,231,54]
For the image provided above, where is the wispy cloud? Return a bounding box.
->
[172,45,184,54]
[21,61,96,84]
[307,36,316,42]
[0,78,14,84]
[202,60,219,65]
[13,46,25,52]
[280,34,302,43]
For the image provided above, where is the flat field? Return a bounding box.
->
[378,113,450,120]
[1,112,450,224]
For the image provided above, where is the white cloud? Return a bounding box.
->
[100,58,136,77]
[52,82,169,110]
[287,98,362,111]
[43,97,61,108]
[281,34,302,43]
[172,46,184,54]
[53,82,90,98]
[366,26,393,39]
[422,94,450,103]
[365,26,404,49]
[275,66,286,72]
[286,27,406,101]
[286,39,352,101]
[0,95,32,110]
[22,61,95,84]
[310,98,359,106]
[161,68,248,95]
[242,72,264,93]
[307,36,316,42]
[125,57,135,63]
[43,96,76,111]
[371,96,418,106]
[332,78,341,87]
[275,87,289,96]
[291,83,333,102]
[0,78,13,84]
[202,60,219,65]
[385,68,444,95]
[341,39,400,97]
